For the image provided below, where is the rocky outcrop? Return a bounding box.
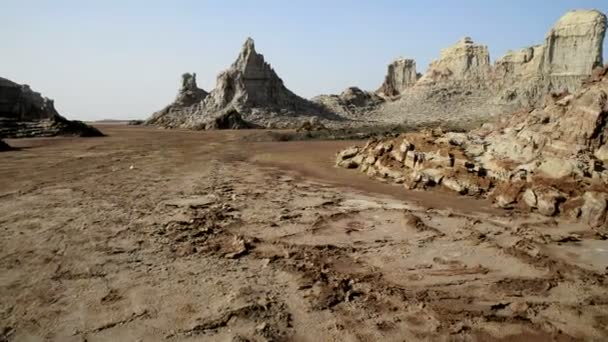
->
[145,73,209,127]
[296,117,327,132]
[312,87,384,120]
[418,37,491,84]
[329,10,607,126]
[0,77,103,138]
[543,10,606,79]
[377,58,419,97]
[147,38,336,129]
[337,66,608,228]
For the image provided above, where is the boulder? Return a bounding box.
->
[595,144,608,162]
[337,146,360,161]
[535,187,566,216]
[581,191,608,228]
[494,182,523,209]
[442,177,468,194]
[522,188,538,208]
[537,158,582,179]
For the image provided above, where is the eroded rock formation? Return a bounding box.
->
[0,77,103,138]
[337,66,608,228]
[418,37,491,84]
[145,73,209,127]
[324,9,607,126]
[147,38,335,129]
[148,10,606,128]
[199,109,257,130]
[543,10,606,80]
[377,58,418,97]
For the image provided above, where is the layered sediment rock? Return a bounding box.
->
[328,10,607,126]
[147,38,334,129]
[337,66,608,228]
[543,10,606,80]
[0,77,102,138]
[418,37,491,84]
[377,58,418,97]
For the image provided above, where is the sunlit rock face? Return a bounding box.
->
[332,10,607,126]
[417,37,491,84]
[147,38,335,129]
[377,58,418,97]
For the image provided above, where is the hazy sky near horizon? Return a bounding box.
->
[2,0,607,121]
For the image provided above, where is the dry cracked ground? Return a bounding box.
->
[1,125,608,341]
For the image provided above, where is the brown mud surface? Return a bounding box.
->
[1,125,607,341]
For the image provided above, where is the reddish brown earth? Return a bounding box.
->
[1,125,607,341]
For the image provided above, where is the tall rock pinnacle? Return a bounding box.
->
[148,37,332,129]
[377,58,418,97]
[542,9,606,79]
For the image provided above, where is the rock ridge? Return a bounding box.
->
[320,9,607,126]
[0,77,103,138]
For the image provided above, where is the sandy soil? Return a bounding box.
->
[1,125,607,341]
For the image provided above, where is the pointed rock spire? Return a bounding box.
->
[176,72,208,105]
[147,37,332,129]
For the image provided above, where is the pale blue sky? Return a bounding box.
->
[1,0,607,120]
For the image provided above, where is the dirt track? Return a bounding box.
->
[1,125,607,341]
